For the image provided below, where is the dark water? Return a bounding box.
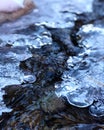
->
[0,0,104,129]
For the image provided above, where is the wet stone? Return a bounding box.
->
[48,28,80,55]
[40,93,65,113]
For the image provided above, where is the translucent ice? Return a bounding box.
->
[55,24,104,116]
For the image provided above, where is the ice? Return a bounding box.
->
[55,24,104,116]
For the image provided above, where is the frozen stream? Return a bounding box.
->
[0,0,104,129]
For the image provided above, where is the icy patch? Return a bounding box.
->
[22,75,36,84]
[0,25,52,115]
[0,46,32,115]
[0,26,52,48]
[55,24,104,117]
